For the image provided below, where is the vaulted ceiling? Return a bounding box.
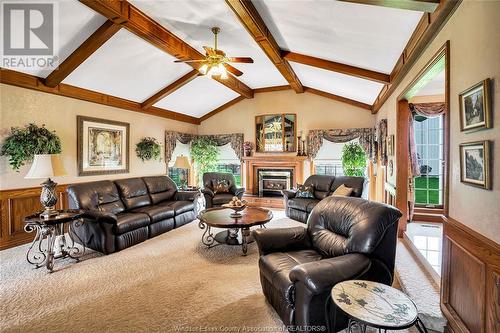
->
[1,0,460,123]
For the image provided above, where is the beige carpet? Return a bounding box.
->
[0,211,416,333]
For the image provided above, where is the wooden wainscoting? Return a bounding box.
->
[0,185,69,250]
[441,216,500,333]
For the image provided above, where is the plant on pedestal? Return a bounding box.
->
[190,137,219,186]
[342,142,367,177]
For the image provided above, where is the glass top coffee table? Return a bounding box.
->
[330,280,428,333]
[198,207,273,255]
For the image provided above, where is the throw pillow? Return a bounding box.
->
[331,184,354,197]
[295,184,315,199]
[212,179,230,194]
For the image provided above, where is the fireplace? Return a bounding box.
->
[258,169,293,197]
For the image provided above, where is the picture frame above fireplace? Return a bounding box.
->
[255,113,296,153]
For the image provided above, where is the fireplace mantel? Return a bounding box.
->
[242,155,308,195]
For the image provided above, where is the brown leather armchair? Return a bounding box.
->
[253,196,401,332]
[202,172,245,208]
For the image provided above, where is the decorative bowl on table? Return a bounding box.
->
[222,197,247,218]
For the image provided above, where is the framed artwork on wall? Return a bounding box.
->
[387,134,395,156]
[77,116,130,176]
[459,78,491,131]
[459,141,491,189]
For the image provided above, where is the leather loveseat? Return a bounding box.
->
[67,176,198,254]
[253,196,402,331]
[202,172,245,208]
[283,174,366,223]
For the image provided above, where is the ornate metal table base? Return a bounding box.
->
[199,221,266,255]
[24,220,85,272]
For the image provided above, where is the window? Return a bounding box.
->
[215,164,241,186]
[313,139,360,177]
[414,115,444,207]
[314,161,344,176]
[168,141,191,188]
[215,143,241,187]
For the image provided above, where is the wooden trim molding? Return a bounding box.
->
[0,68,201,124]
[395,99,410,237]
[44,20,121,87]
[254,85,292,93]
[441,216,499,333]
[80,0,253,99]
[372,0,461,113]
[141,70,199,109]
[304,86,373,111]
[282,51,391,84]
[225,0,304,93]
[199,96,246,122]
[338,0,441,13]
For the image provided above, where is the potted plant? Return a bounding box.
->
[0,123,62,171]
[341,142,367,177]
[190,137,219,185]
[135,137,161,162]
[243,141,253,157]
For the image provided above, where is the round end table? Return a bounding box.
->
[330,280,428,333]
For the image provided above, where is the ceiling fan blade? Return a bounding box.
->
[224,63,243,77]
[174,59,206,63]
[203,46,216,56]
[228,57,254,63]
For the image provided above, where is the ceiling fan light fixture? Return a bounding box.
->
[199,64,208,75]
[220,68,228,79]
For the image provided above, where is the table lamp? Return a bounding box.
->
[173,155,190,189]
[25,154,67,219]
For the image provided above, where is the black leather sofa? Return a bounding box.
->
[253,196,402,331]
[283,174,366,223]
[202,172,245,208]
[67,176,198,254]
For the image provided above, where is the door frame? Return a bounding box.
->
[395,41,450,235]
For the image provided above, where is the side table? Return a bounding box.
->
[328,280,428,333]
[24,209,86,272]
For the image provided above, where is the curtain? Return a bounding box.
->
[409,102,445,117]
[164,131,245,164]
[307,128,375,161]
[377,119,388,166]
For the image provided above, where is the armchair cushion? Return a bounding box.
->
[212,179,231,194]
[289,253,371,296]
[253,226,311,255]
[259,250,323,305]
[287,198,319,213]
[113,212,150,234]
[295,184,315,199]
[132,205,174,223]
[212,193,235,206]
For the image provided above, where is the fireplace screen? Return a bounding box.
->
[258,169,292,197]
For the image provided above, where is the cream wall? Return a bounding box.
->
[198,89,375,138]
[0,84,197,190]
[375,1,500,243]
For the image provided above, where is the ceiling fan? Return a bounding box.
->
[174,27,254,79]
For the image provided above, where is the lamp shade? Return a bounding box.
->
[173,155,190,169]
[25,154,67,179]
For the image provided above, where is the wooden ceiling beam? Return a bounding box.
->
[283,51,390,84]
[199,96,246,122]
[372,0,461,113]
[141,70,199,109]
[338,0,441,13]
[80,0,253,99]
[225,0,304,93]
[1,68,200,124]
[45,20,121,88]
[304,87,373,111]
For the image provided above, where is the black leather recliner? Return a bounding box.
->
[202,172,245,208]
[283,175,366,223]
[67,176,198,254]
[253,196,402,332]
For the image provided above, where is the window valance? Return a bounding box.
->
[307,128,375,161]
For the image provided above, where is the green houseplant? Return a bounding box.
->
[190,137,219,185]
[341,142,367,177]
[0,123,62,171]
[136,137,161,162]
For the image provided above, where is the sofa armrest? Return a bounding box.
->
[289,253,371,296]
[252,226,311,256]
[175,190,199,202]
[233,187,245,198]
[282,189,297,199]
[201,187,214,197]
[83,210,117,225]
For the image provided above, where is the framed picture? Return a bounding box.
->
[387,134,395,156]
[77,116,129,176]
[459,78,491,131]
[459,141,491,189]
